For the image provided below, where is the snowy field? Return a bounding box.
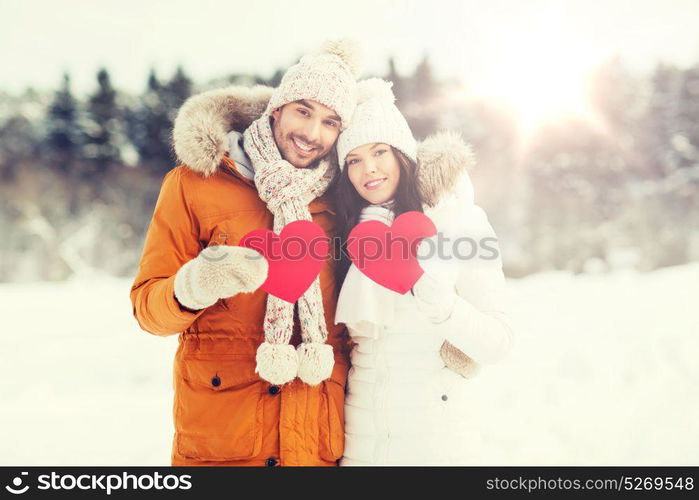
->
[1,263,697,465]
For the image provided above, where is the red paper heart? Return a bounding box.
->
[239,220,328,303]
[347,211,437,294]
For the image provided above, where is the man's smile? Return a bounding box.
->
[291,136,317,157]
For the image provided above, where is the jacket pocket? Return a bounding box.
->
[318,362,348,462]
[201,211,270,316]
[174,355,264,461]
[202,209,270,248]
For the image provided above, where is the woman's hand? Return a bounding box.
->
[411,272,457,324]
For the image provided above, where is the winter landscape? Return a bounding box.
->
[0,261,696,465]
[1,0,698,466]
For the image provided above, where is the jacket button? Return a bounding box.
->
[268,385,280,395]
[211,376,221,387]
[441,394,448,401]
[265,457,277,467]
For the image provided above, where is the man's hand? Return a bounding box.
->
[174,245,268,311]
[412,272,457,324]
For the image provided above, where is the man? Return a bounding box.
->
[130,40,361,466]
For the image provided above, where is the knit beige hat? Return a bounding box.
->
[265,39,362,129]
[337,78,417,167]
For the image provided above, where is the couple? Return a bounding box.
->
[130,40,513,466]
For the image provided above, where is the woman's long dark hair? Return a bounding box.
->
[329,146,424,290]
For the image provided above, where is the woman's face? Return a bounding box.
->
[345,143,401,205]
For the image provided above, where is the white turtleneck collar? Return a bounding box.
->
[335,201,401,336]
[358,202,396,224]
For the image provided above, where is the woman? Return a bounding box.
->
[332,79,514,465]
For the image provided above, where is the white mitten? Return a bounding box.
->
[174,245,268,310]
[414,273,480,378]
[412,272,457,324]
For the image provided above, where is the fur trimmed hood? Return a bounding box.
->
[416,131,476,209]
[172,86,477,201]
[172,85,273,177]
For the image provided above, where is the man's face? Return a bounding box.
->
[271,99,341,168]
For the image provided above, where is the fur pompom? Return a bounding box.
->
[255,342,298,385]
[417,130,476,207]
[357,78,395,105]
[321,38,363,77]
[296,343,335,386]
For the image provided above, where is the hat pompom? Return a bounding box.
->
[357,78,395,105]
[321,38,363,77]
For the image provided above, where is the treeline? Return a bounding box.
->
[0,56,698,281]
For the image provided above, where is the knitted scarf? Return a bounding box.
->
[243,112,337,386]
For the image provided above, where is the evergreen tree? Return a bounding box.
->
[412,54,436,101]
[0,115,37,182]
[676,63,699,169]
[83,68,122,173]
[588,56,641,144]
[129,68,171,168]
[524,119,625,272]
[256,67,284,87]
[164,65,192,121]
[406,54,438,139]
[386,57,407,108]
[44,73,81,173]
[640,64,683,176]
[126,67,193,174]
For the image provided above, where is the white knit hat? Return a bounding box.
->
[265,39,362,129]
[337,78,417,167]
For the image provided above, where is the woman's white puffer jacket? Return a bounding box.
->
[340,132,514,465]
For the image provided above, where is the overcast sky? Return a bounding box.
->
[1,0,698,95]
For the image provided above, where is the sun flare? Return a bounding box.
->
[468,17,603,133]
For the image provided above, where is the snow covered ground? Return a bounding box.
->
[1,263,697,465]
